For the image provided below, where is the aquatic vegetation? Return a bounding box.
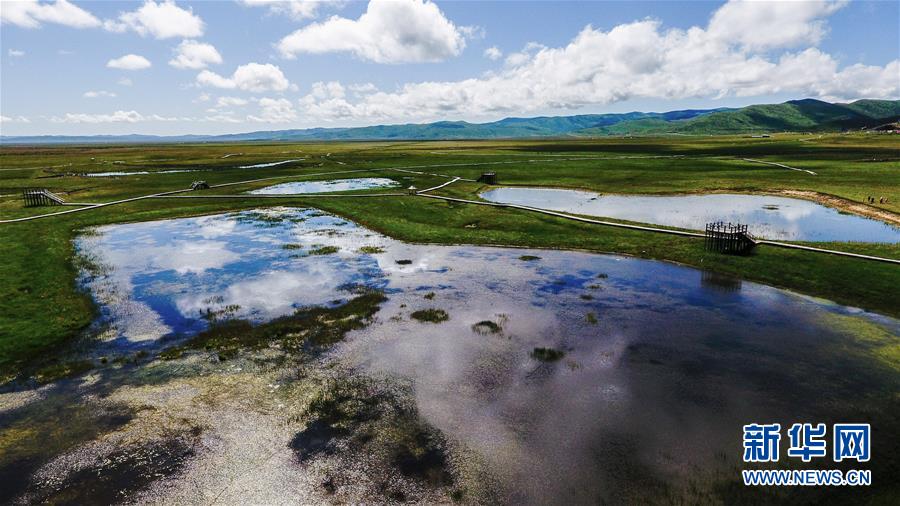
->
[410,309,449,323]
[824,312,900,372]
[531,347,566,362]
[396,259,413,265]
[358,246,385,254]
[308,245,340,256]
[424,292,436,300]
[518,255,541,261]
[586,312,598,324]
[180,291,387,359]
[282,243,304,250]
[580,294,594,300]
[294,376,455,497]
[21,433,200,504]
[0,401,134,504]
[471,320,502,335]
[33,359,94,383]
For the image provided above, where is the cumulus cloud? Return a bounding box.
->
[107,54,152,70]
[104,0,204,39]
[1,0,100,29]
[51,110,179,123]
[83,90,117,98]
[277,0,467,63]
[292,0,899,123]
[708,0,848,51]
[483,46,502,61]
[239,0,341,20]
[8,49,26,57]
[248,97,298,123]
[169,40,222,69]
[118,77,134,86]
[196,63,291,92]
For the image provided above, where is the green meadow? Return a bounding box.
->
[1,133,898,377]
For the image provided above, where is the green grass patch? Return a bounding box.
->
[308,245,339,256]
[531,347,566,362]
[471,320,502,335]
[410,309,449,323]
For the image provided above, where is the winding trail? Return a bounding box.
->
[743,158,817,175]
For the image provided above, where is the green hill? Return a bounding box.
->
[576,99,900,135]
[3,99,897,144]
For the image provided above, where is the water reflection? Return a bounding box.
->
[250,177,399,194]
[76,208,389,345]
[63,207,900,503]
[481,187,900,242]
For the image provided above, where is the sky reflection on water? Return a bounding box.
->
[481,187,900,242]
[249,177,399,194]
[73,207,900,503]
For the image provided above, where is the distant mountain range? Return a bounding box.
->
[2,99,898,144]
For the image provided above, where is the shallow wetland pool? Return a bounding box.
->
[1,207,898,504]
[481,187,900,242]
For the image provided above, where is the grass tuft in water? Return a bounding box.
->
[518,255,541,261]
[531,347,566,362]
[180,290,387,359]
[33,359,94,383]
[358,246,385,254]
[472,320,502,335]
[308,245,340,256]
[410,309,449,323]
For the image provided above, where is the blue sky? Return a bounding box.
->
[1,0,898,136]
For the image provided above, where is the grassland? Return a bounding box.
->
[1,133,898,378]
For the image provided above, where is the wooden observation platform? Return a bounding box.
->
[704,222,757,255]
[22,188,66,207]
[477,172,497,184]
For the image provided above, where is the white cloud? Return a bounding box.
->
[708,0,848,51]
[277,0,467,63]
[248,97,297,123]
[104,0,204,39]
[118,77,134,86]
[169,40,222,69]
[293,1,899,123]
[51,110,179,123]
[196,63,290,92]
[1,0,100,29]
[8,49,26,57]
[203,113,242,123]
[1,115,31,123]
[84,90,117,98]
[238,0,341,20]
[107,54,152,70]
[217,96,249,107]
[483,46,502,61]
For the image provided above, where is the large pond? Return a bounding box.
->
[249,177,399,194]
[481,187,900,242]
[2,208,897,504]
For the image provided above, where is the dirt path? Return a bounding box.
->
[776,189,900,226]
